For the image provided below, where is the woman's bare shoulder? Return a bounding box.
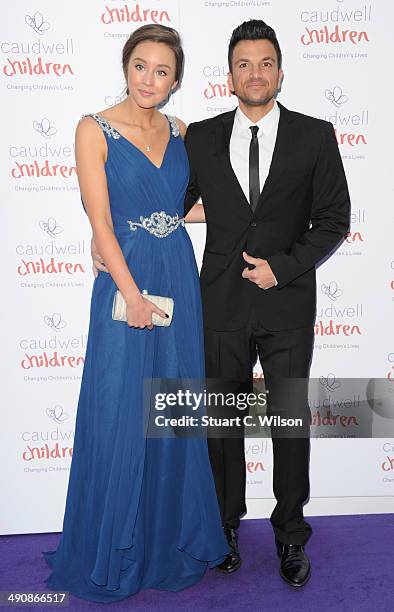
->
[76,115,104,140]
[173,116,187,138]
[75,115,108,162]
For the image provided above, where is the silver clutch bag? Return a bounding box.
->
[112,289,174,327]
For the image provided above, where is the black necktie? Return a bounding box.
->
[249,125,260,213]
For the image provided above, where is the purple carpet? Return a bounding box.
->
[1,514,393,611]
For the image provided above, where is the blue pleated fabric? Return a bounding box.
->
[43,114,229,602]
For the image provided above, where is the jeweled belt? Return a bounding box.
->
[127,211,185,239]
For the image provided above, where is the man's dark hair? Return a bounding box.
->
[228,19,282,72]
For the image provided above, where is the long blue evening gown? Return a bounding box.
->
[43,113,229,602]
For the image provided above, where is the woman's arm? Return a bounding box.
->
[76,118,166,328]
[76,118,138,303]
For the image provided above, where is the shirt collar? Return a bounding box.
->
[234,100,280,137]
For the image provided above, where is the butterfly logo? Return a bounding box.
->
[46,405,69,424]
[321,281,343,301]
[33,118,57,139]
[319,374,341,392]
[25,12,50,35]
[44,313,67,333]
[325,86,348,108]
[39,217,63,238]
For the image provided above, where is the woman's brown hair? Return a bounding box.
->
[122,24,184,94]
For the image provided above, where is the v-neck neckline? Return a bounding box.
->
[97,113,172,170]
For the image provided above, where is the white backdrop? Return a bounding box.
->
[1,0,393,534]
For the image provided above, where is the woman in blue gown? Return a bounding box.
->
[43,24,229,603]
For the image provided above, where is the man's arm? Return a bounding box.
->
[184,124,202,216]
[267,122,350,289]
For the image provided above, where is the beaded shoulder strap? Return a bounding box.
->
[166,115,180,137]
[82,113,120,139]
[83,113,179,139]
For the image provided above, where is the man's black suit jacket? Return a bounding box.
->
[184,102,351,332]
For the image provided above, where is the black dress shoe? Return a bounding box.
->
[215,526,241,574]
[276,538,311,587]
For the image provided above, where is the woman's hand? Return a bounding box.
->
[91,237,108,277]
[126,295,168,330]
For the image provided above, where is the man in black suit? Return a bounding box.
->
[184,19,350,587]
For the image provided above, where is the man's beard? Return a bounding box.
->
[236,90,276,107]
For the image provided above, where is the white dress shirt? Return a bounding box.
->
[229,101,280,204]
[229,102,280,287]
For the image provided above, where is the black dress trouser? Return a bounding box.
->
[204,306,314,546]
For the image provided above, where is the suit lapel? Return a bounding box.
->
[214,110,252,218]
[213,103,295,217]
[254,102,294,213]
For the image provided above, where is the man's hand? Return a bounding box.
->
[91,237,108,277]
[241,251,277,290]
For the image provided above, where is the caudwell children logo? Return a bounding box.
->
[202,64,231,100]
[33,118,57,139]
[100,1,172,25]
[9,119,77,180]
[15,218,86,280]
[320,86,368,150]
[334,207,366,258]
[1,11,75,78]
[325,85,348,108]
[18,313,87,371]
[309,374,361,433]
[345,207,366,245]
[25,12,50,35]
[39,217,63,239]
[21,405,74,463]
[315,282,363,339]
[44,313,67,333]
[321,281,343,301]
[300,2,372,47]
[200,64,236,115]
[47,404,69,424]
[319,373,341,392]
[381,442,394,482]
